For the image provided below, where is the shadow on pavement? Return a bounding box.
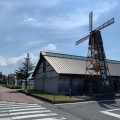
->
[7,91,18,93]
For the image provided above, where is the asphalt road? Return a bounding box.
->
[1,86,120,120]
[0,86,81,120]
[55,99,120,120]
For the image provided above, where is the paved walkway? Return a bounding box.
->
[0,86,43,104]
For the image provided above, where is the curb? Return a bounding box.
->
[17,90,120,104]
[17,90,90,104]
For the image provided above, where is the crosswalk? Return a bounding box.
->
[0,101,66,120]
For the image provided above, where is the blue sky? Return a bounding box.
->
[0,0,120,75]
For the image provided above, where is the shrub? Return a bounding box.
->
[4,84,22,89]
[14,85,22,89]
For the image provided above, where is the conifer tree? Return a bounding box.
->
[15,53,34,89]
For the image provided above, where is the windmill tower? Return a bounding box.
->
[76,12,114,94]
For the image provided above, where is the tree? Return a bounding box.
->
[15,68,25,85]
[1,74,7,84]
[15,53,35,89]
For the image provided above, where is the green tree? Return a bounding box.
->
[15,68,25,85]
[1,74,8,84]
[15,53,35,89]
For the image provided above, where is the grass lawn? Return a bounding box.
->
[22,85,34,90]
[24,89,80,101]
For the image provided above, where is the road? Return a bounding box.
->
[55,99,120,120]
[1,86,120,120]
[0,86,80,120]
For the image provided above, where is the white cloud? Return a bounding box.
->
[24,17,34,22]
[0,56,7,66]
[0,54,25,66]
[93,1,118,21]
[42,43,58,52]
[23,14,35,23]
[29,53,39,62]
[23,14,43,27]
[95,1,118,14]
[23,10,88,30]
[0,53,38,67]
[23,1,118,31]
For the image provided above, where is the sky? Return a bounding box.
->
[0,0,120,75]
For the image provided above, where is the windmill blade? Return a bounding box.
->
[76,35,90,45]
[89,11,93,32]
[95,18,114,31]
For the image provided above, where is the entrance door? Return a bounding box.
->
[113,80,118,92]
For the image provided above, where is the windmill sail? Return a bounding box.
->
[95,18,114,31]
[76,35,90,45]
[89,12,93,32]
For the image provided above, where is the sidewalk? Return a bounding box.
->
[0,86,43,104]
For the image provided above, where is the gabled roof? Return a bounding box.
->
[32,51,120,77]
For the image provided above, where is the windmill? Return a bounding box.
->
[76,12,114,94]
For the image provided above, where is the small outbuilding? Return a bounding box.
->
[32,51,120,95]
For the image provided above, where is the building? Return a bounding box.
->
[32,51,120,95]
[8,74,15,84]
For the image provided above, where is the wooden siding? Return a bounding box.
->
[59,75,85,95]
[34,79,43,90]
[44,77,59,94]
[34,58,59,93]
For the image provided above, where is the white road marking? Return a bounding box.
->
[106,108,120,112]
[0,104,40,107]
[0,105,42,110]
[55,101,95,105]
[0,107,46,113]
[55,99,120,105]
[101,111,120,118]
[33,116,66,120]
[11,113,57,119]
[0,101,15,103]
[0,102,40,106]
[0,101,66,120]
[101,108,120,118]
[0,110,51,116]
[0,101,39,105]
